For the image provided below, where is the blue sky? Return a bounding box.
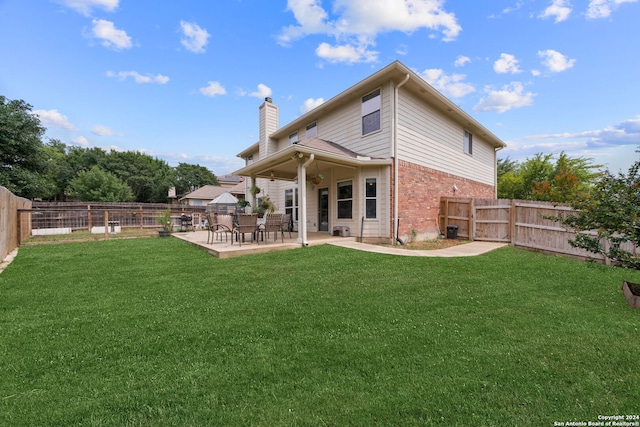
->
[1,0,639,176]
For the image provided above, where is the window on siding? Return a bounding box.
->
[365,178,377,219]
[362,89,381,135]
[306,122,317,138]
[289,132,299,145]
[464,130,473,155]
[285,188,298,222]
[337,180,353,219]
[247,155,253,165]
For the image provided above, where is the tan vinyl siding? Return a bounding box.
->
[360,166,390,238]
[396,89,495,186]
[271,87,392,158]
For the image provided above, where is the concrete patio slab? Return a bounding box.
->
[172,230,507,259]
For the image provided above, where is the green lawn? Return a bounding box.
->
[1,238,639,426]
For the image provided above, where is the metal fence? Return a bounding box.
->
[18,203,207,242]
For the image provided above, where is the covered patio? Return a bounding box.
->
[234,137,391,246]
[172,229,356,259]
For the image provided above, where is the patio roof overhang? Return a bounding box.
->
[232,138,391,180]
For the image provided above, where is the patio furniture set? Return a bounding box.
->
[205,213,292,246]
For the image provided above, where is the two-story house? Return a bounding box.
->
[233,60,506,245]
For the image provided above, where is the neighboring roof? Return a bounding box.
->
[269,60,506,150]
[179,183,245,201]
[208,192,238,205]
[217,174,243,184]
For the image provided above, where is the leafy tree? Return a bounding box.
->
[0,96,54,198]
[497,152,600,202]
[67,165,134,202]
[559,159,640,269]
[174,162,219,196]
[99,151,174,203]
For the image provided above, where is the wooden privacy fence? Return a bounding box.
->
[1,186,32,261]
[439,197,637,262]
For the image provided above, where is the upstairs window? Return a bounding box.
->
[306,122,317,138]
[289,132,299,145]
[337,180,353,219]
[362,89,381,135]
[464,130,473,155]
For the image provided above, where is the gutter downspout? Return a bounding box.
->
[393,74,410,244]
[298,153,315,247]
[494,146,504,198]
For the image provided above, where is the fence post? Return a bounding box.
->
[509,199,516,245]
[444,198,449,229]
[139,206,143,230]
[104,210,109,240]
[87,205,92,231]
[469,198,475,241]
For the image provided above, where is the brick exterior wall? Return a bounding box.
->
[392,160,495,240]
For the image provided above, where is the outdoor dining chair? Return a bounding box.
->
[232,214,258,246]
[281,213,292,240]
[261,213,284,243]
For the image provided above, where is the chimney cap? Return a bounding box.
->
[265,97,272,103]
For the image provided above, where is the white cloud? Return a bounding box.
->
[180,21,210,53]
[32,109,76,131]
[91,19,132,50]
[538,49,576,72]
[540,0,572,22]
[420,69,475,99]
[199,81,227,97]
[92,124,122,136]
[503,116,640,171]
[300,98,325,113]
[279,0,461,62]
[71,136,90,146]
[249,84,273,99]
[58,0,118,16]
[315,41,378,64]
[494,53,522,74]
[396,44,409,56]
[454,55,471,67]
[106,70,169,84]
[474,82,535,113]
[586,0,638,19]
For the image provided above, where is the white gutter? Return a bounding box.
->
[298,153,315,246]
[393,74,410,243]
[494,146,504,198]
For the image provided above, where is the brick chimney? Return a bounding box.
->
[259,97,278,158]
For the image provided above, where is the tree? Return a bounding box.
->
[174,162,219,196]
[99,151,174,203]
[497,152,600,202]
[0,96,54,198]
[558,158,640,269]
[67,165,134,202]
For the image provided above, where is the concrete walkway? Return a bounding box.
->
[329,240,507,257]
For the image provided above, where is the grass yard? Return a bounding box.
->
[1,238,639,426]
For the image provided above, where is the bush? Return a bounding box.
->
[559,161,640,269]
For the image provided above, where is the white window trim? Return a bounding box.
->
[364,177,377,220]
[305,122,317,138]
[336,179,353,220]
[362,88,381,136]
[289,131,299,145]
[464,129,473,155]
